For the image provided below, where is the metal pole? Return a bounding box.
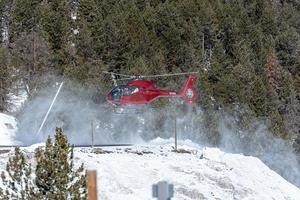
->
[174,116,177,152]
[91,120,94,148]
[87,170,97,200]
[36,82,64,136]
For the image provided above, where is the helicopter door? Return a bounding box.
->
[110,85,139,102]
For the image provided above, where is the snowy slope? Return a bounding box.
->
[0,113,19,145]
[0,140,299,199]
[8,90,27,113]
[72,140,300,200]
[1,114,300,199]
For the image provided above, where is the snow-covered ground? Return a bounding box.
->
[8,90,27,113]
[74,141,300,200]
[1,113,300,199]
[0,113,20,145]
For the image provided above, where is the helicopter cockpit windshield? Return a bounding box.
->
[110,85,139,101]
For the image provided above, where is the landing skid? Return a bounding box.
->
[111,105,156,115]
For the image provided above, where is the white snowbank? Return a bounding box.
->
[73,141,300,200]
[8,90,27,113]
[0,113,19,145]
[1,113,299,200]
[0,139,299,199]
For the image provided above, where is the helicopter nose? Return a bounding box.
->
[106,94,113,101]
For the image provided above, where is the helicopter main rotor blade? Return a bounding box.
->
[102,71,134,78]
[139,71,199,78]
[117,77,138,81]
[103,71,199,81]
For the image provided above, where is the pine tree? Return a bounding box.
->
[0,0,12,46]
[98,11,130,73]
[39,0,73,71]
[0,128,86,200]
[264,48,291,138]
[68,0,100,83]
[0,48,11,112]
[9,0,53,97]
[11,30,52,97]
[0,147,33,199]
[34,128,86,199]
[10,0,42,42]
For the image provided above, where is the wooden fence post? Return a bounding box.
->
[87,170,98,200]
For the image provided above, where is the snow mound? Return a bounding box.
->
[8,91,27,113]
[73,142,300,200]
[0,113,19,145]
[0,136,299,199]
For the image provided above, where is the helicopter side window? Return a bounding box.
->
[123,86,139,96]
[111,86,139,101]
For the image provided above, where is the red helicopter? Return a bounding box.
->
[103,71,198,107]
